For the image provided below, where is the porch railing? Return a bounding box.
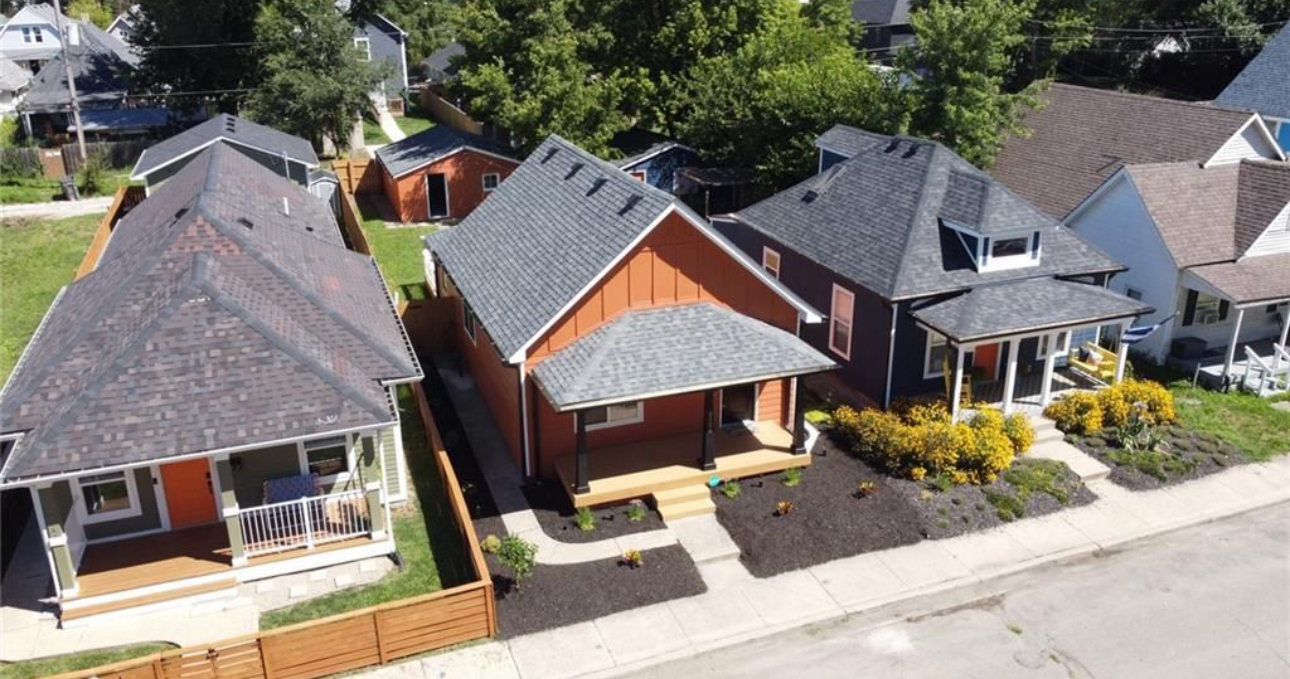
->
[239,490,371,558]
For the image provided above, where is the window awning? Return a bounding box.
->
[910,277,1153,344]
[530,303,837,412]
[1187,253,1290,306]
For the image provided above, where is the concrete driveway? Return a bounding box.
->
[625,503,1290,679]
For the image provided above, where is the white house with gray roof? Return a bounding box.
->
[0,142,419,624]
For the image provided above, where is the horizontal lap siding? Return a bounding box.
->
[383,152,518,223]
[757,378,788,424]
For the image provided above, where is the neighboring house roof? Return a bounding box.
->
[1123,159,1290,268]
[992,83,1264,219]
[21,36,134,111]
[910,278,1153,344]
[734,125,1122,302]
[0,143,419,483]
[427,134,820,362]
[0,58,31,92]
[531,303,836,411]
[608,128,696,169]
[374,125,513,178]
[851,0,912,26]
[422,41,463,84]
[132,114,320,179]
[1188,253,1290,306]
[1217,24,1290,120]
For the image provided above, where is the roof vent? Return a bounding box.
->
[282,197,290,216]
[173,207,188,221]
[237,217,254,229]
[618,195,643,215]
[565,163,584,180]
[586,178,607,196]
[541,147,559,163]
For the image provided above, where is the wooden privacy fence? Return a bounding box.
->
[332,157,382,195]
[74,185,147,279]
[62,140,152,175]
[337,188,372,255]
[50,384,495,679]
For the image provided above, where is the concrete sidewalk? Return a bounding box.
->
[359,455,1290,679]
[0,196,112,220]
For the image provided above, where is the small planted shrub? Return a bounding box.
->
[574,507,596,532]
[721,480,742,500]
[985,489,1025,522]
[622,548,644,569]
[497,535,538,587]
[1002,413,1035,454]
[775,500,795,516]
[1043,392,1104,435]
[1044,380,1176,435]
[481,534,502,554]
[782,467,803,487]
[626,499,647,523]
[856,480,877,498]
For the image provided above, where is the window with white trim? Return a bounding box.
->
[482,173,500,191]
[302,435,351,478]
[76,471,141,523]
[828,285,854,359]
[1037,330,1070,360]
[462,301,478,343]
[762,247,781,279]
[1181,291,1225,327]
[354,37,371,62]
[924,331,949,378]
[581,402,643,431]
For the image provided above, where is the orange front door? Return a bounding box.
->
[161,459,218,529]
[973,343,1001,381]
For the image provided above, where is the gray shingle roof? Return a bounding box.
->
[374,125,513,178]
[1217,25,1290,120]
[426,135,682,360]
[21,28,134,111]
[131,114,319,179]
[1126,159,1290,267]
[0,143,418,482]
[1188,253,1290,305]
[422,41,463,84]
[992,84,1259,219]
[851,0,912,26]
[735,125,1122,301]
[531,303,836,410]
[910,278,1153,343]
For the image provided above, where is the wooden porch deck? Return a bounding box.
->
[554,421,806,508]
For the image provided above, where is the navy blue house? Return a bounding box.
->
[714,125,1152,415]
[609,128,702,194]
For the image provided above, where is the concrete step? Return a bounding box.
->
[657,496,717,521]
[1028,440,1111,482]
[1034,427,1065,445]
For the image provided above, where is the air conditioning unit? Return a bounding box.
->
[1199,311,1219,326]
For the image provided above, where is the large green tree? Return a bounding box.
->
[348,0,459,66]
[245,0,388,150]
[898,0,1042,168]
[131,0,264,111]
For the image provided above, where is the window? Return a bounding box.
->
[482,173,500,191]
[629,170,647,182]
[1037,331,1070,360]
[462,301,477,344]
[1275,119,1290,153]
[580,402,643,431]
[21,27,41,43]
[762,247,781,279]
[924,332,949,378]
[76,471,140,523]
[829,284,854,359]
[303,435,351,478]
[991,237,1029,259]
[1181,290,1226,327]
[1125,287,1144,301]
[354,37,371,61]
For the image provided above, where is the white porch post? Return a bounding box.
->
[1221,307,1246,386]
[1277,309,1290,370]
[1002,339,1019,414]
[1114,323,1129,384]
[950,345,965,421]
[1041,335,1058,406]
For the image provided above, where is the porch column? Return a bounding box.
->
[36,484,78,596]
[950,345,966,420]
[214,455,246,566]
[574,410,590,494]
[1041,334,1059,406]
[1221,307,1246,387]
[791,377,807,455]
[1114,323,1129,384]
[1277,308,1290,370]
[1001,339,1019,415]
[360,435,386,539]
[700,390,717,470]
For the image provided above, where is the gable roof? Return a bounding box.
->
[374,125,514,178]
[1217,24,1290,120]
[422,41,463,84]
[131,114,319,179]
[21,24,136,111]
[992,83,1263,219]
[608,128,696,169]
[734,125,1122,301]
[0,143,418,483]
[427,134,818,363]
[1125,159,1290,268]
[852,0,912,26]
[0,59,31,91]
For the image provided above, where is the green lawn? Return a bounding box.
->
[355,196,437,301]
[0,643,176,679]
[363,117,391,146]
[0,173,134,205]
[259,386,471,629]
[396,112,434,138]
[0,213,103,382]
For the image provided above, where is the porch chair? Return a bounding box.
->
[941,354,973,408]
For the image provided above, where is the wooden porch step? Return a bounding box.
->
[61,578,238,623]
[654,484,717,521]
[653,484,711,504]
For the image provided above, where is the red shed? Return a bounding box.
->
[374,126,519,222]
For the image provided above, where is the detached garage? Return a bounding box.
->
[374,126,518,223]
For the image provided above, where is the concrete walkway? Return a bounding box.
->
[358,453,1290,679]
[1026,414,1111,481]
[0,196,112,220]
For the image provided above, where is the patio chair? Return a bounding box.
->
[941,355,973,407]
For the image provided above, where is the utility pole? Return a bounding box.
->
[52,0,87,161]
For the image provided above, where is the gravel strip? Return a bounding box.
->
[521,481,665,544]
[1067,425,1246,491]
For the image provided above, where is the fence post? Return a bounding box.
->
[301,497,315,550]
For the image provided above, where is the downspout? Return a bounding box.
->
[883,302,898,408]
[518,360,532,478]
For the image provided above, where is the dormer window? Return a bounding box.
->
[977,230,1042,272]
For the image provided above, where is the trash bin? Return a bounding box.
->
[59,175,80,201]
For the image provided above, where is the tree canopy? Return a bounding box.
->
[131,0,264,112]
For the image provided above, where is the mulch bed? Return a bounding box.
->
[1066,424,1246,491]
[521,481,666,544]
[713,438,924,578]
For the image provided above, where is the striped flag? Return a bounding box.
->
[1120,315,1175,346]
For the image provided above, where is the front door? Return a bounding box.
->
[721,384,757,427]
[161,459,217,529]
[973,343,1001,381]
[426,173,449,218]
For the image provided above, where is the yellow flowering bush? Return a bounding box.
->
[1002,412,1036,454]
[1043,392,1104,434]
[1043,380,1175,434]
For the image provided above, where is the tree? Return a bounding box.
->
[898,0,1042,168]
[347,0,458,66]
[245,0,389,150]
[131,0,264,112]
[679,8,896,187]
[66,0,113,29]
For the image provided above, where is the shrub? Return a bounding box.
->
[626,499,647,523]
[721,480,742,499]
[1002,413,1035,454]
[775,500,795,516]
[1044,392,1104,434]
[622,549,644,569]
[856,480,877,498]
[574,507,596,532]
[78,150,109,196]
[782,467,802,487]
[838,403,1016,485]
[1099,379,1176,428]
[497,535,538,586]
[481,534,502,554]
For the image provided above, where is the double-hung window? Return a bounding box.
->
[828,285,854,359]
[303,435,351,478]
[581,402,643,431]
[354,37,371,62]
[762,247,781,279]
[1036,331,1070,360]
[76,471,140,523]
[924,332,949,378]
[482,173,500,191]
[462,301,478,343]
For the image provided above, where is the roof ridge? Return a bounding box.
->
[1051,82,1255,116]
[564,309,634,400]
[544,134,682,209]
[887,141,944,299]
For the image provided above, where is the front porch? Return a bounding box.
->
[1169,338,1290,395]
[554,421,805,509]
[973,367,1102,416]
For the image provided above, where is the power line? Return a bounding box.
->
[130,41,261,50]
[1024,17,1287,33]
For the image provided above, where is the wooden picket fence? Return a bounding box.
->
[74,185,147,279]
[49,383,495,679]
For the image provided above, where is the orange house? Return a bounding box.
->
[426,135,837,519]
[374,126,519,223]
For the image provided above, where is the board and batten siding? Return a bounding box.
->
[1206,117,1282,166]
[1244,202,1290,258]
